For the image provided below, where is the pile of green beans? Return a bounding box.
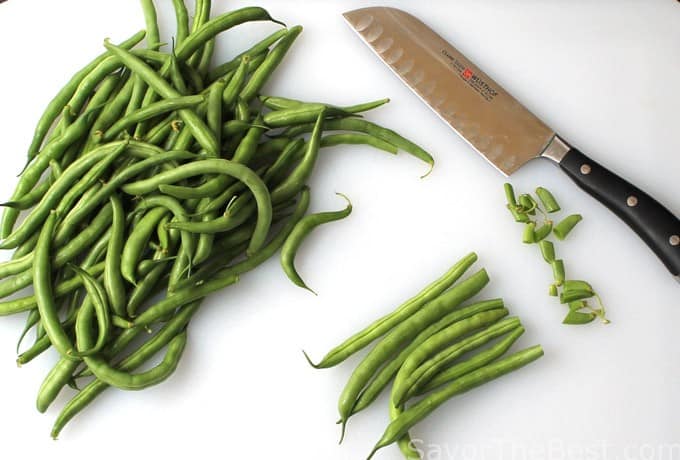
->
[304,253,544,459]
[504,183,609,324]
[0,1,433,438]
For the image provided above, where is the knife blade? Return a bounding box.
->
[343,6,680,279]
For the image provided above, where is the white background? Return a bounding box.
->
[0,1,678,459]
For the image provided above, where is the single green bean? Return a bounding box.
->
[34,212,78,360]
[281,193,352,293]
[103,95,205,141]
[282,117,434,176]
[240,25,302,102]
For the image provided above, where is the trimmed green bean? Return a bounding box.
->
[367,346,544,459]
[306,252,479,369]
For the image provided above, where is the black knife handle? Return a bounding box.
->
[558,147,680,277]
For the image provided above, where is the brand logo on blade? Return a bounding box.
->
[441,49,499,102]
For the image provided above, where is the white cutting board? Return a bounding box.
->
[0,1,678,458]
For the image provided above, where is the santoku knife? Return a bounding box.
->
[343,6,680,279]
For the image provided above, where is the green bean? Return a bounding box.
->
[24,30,145,167]
[367,346,544,459]
[337,269,490,434]
[186,0,211,68]
[132,195,195,267]
[11,231,40,261]
[388,402,421,460]
[504,183,517,207]
[122,159,272,255]
[104,196,127,317]
[36,358,81,413]
[0,263,105,317]
[534,221,552,242]
[560,289,594,304]
[391,309,512,406]
[144,114,177,144]
[264,104,358,128]
[306,252,478,369]
[552,259,565,286]
[0,203,110,300]
[549,284,559,296]
[128,263,169,318]
[86,331,188,391]
[418,326,526,394]
[563,280,594,293]
[140,0,161,50]
[104,40,218,156]
[54,143,128,217]
[34,212,78,360]
[349,298,505,418]
[158,176,226,200]
[103,95,205,141]
[70,266,111,356]
[281,194,352,293]
[270,111,324,204]
[178,7,284,64]
[320,133,398,155]
[536,186,561,213]
[133,273,239,326]
[207,79,227,154]
[563,310,596,325]
[125,75,147,119]
[396,317,521,405]
[177,187,310,291]
[568,300,587,311]
[507,204,530,223]
[84,75,135,151]
[522,222,536,244]
[172,0,190,46]
[261,96,390,114]
[207,28,288,82]
[1,176,53,210]
[222,57,249,109]
[518,194,537,214]
[81,227,112,269]
[197,38,216,81]
[240,25,302,102]
[539,240,555,263]
[16,309,41,353]
[263,139,304,186]
[54,148,197,245]
[121,207,170,284]
[1,99,109,244]
[282,117,434,176]
[553,214,582,240]
[51,301,200,438]
[168,198,255,235]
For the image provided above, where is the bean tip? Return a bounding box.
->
[338,418,348,444]
[419,161,434,179]
[301,350,320,369]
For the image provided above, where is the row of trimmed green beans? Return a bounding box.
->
[304,252,544,459]
[0,1,433,438]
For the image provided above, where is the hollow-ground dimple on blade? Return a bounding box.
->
[343,7,556,176]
